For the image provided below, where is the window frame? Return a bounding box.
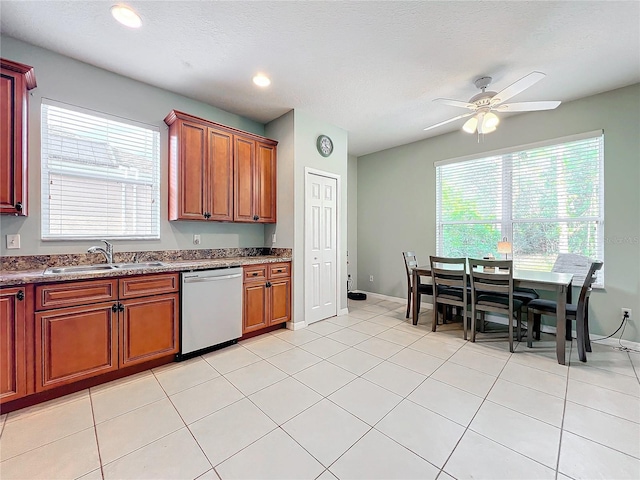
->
[435,130,605,286]
[40,99,161,241]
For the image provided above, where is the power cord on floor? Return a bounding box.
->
[592,311,640,354]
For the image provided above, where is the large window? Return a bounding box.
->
[41,101,160,240]
[436,131,604,285]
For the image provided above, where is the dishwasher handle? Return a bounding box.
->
[183,273,242,283]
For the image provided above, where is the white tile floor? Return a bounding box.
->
[1,297,639,479]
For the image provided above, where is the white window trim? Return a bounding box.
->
[435,131,605,287]
[40,99,161,241]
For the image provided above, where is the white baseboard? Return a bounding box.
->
[358,291,433,309]
[286,320,307,330]
[358,291,640,350]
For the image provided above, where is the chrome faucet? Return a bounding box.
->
[88,240,114,264]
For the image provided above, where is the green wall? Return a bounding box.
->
[0,36,267,256]
[356,84,640,342]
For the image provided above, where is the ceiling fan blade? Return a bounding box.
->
[433,98,476,110]
[495,100,561,112]
[423,112,475,131]
[490,71,546,105]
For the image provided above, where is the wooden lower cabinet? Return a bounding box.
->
[243,282,268,333]
[120,293,179,367]
[35,302,118,392]
[0,286,30,403]
[243,262,291,334]
[269,278,291,325]
[33,273,179,392]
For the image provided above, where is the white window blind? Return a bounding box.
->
[436,132,604,286]
[41,101,160,240]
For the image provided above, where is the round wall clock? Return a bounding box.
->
[316,134,333,157]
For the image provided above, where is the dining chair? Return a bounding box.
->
[403,252,433,320]
[469,258,522,353]
[527,260,603,362]
[429,256,470,339]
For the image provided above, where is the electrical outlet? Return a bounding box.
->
[369,275,374,282]
[621,308,632,320]
[272,233,277,243]
[6,234,20,249]
[193,234,201,245]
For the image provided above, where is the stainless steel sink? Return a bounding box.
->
[113,261,167,269]
[45,264,117,274]
[44,261,166,275]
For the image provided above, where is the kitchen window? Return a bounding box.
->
[41,100,160,240]
[435,131,604,285]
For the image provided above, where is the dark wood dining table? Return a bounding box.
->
[412,265,574,365]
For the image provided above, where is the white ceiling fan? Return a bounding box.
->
[424,71,561,135]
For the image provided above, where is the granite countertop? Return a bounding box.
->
[0,252,292,287]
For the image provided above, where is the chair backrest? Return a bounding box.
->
[552,253,592,286]
[429,256,467,291]
[468,258,514,304]
[403,251,418,288]
[577,260,603,310]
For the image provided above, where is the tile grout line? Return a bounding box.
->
[439,341,515,475]
[88,388,106,480]
[555,339,574,479]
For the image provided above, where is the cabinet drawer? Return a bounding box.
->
[244,265,267,282]
[36,279,117,310]
[268,262,290,279]
[119,273,179,299]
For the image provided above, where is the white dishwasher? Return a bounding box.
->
[180,267,243,358]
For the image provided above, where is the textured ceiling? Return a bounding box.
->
[1,1,639,156]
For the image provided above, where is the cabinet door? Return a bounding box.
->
[0,67,27,215]
[209,127,234,221]
[35,303,118,392]
[174,120,208,220]
[243,282,268,333]
[234,136,255,222]
[120,293,179,367]
[255,142,277,223]
[269,279,291,325]
[0,287,27,403]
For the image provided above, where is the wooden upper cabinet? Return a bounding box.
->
[234,135,256,222]
[169,119,208,220]
[209,127,234,221]
[255,142,277,223]
[165,110,277,223]
[1,59,36,216]
[0,287,29,404]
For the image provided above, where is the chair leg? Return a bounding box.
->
[480,311,485,333]
[508,312,514,353]
[576,313,587,363]
[516,310,522,342]
[584,306,592,353]
[533,313,541,340]
[406,286,411,319]
[462,306,467,341]
[470,306,476,342]
[565,318,572,341]
[417,295,421,317]
[432,300,438,332]
[527,309,534,348]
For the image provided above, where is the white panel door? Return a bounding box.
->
[305,173,337,324]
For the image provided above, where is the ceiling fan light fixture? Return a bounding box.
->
[462,117,477,133]
[483,111,499,129]
[110,5,142,28]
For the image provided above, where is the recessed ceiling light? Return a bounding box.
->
[253,74,271,87]
[111,4,142,28]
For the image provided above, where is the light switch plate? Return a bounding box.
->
[6,234,20,249]
[193,234,201,245]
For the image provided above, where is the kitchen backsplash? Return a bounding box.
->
[1,248,292,271]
